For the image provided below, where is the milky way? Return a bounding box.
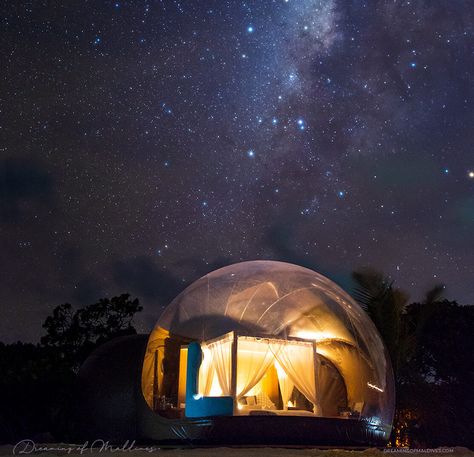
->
[2,1,474,342]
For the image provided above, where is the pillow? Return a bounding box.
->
[246,395,257,406]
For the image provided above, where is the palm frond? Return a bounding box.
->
[424,284,445,305]
[352,268,388,310]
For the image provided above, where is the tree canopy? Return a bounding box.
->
[41,293,142,371]
[0,293,142,443]
[352,270,473,448]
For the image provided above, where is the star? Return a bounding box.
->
[3,0,474,344]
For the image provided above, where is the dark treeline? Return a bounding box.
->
[0,294,142,443]
[0,278,473,447]
[352,268,474,448]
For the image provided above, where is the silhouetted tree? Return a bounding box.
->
[0,294,142,443]
[352,267,410,376]
[0,341,74,442]
[403,300,474,447]
[352,269,474,448]
[41,293,142,371]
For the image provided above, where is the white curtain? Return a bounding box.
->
[274,360,294,410]
[198,344,215,395]
[236,338,275,399]
[207,337,233,396]
[271,341,321,414]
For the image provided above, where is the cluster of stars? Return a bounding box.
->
[2,0,474,342]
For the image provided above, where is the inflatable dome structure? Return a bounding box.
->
[140,261,395,445]
[73,261,394,446]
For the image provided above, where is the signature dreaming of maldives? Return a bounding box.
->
[12,440,158,454]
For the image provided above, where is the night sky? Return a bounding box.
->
[2,1,474,343]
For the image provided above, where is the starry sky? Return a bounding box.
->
[2,1,474,343]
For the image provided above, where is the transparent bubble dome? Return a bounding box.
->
[150,260,395,426]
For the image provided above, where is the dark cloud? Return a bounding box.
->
[0,158,54,223]
[112,256,182,306]
[264,223,353,292]
[72,276,105,304]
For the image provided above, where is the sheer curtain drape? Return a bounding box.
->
[198,344,216,395]
[274,360,294,410]
[271,341,321,414]
[207,336,233,396]
[236,338,274,399]
[199,335,323,415]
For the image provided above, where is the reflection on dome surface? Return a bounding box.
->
[142,260,394,435]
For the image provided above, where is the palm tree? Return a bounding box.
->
[352,268,445,446]
[352,268,409,376]
[352,268,444,377]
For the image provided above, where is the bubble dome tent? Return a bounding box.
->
[138,261,395,445]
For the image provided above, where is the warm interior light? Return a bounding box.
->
[208,383,223,396]
[367,382,384,393]
[294,330,339,342]
[287,400,294,408]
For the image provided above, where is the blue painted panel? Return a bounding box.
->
[185,342,233,418]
